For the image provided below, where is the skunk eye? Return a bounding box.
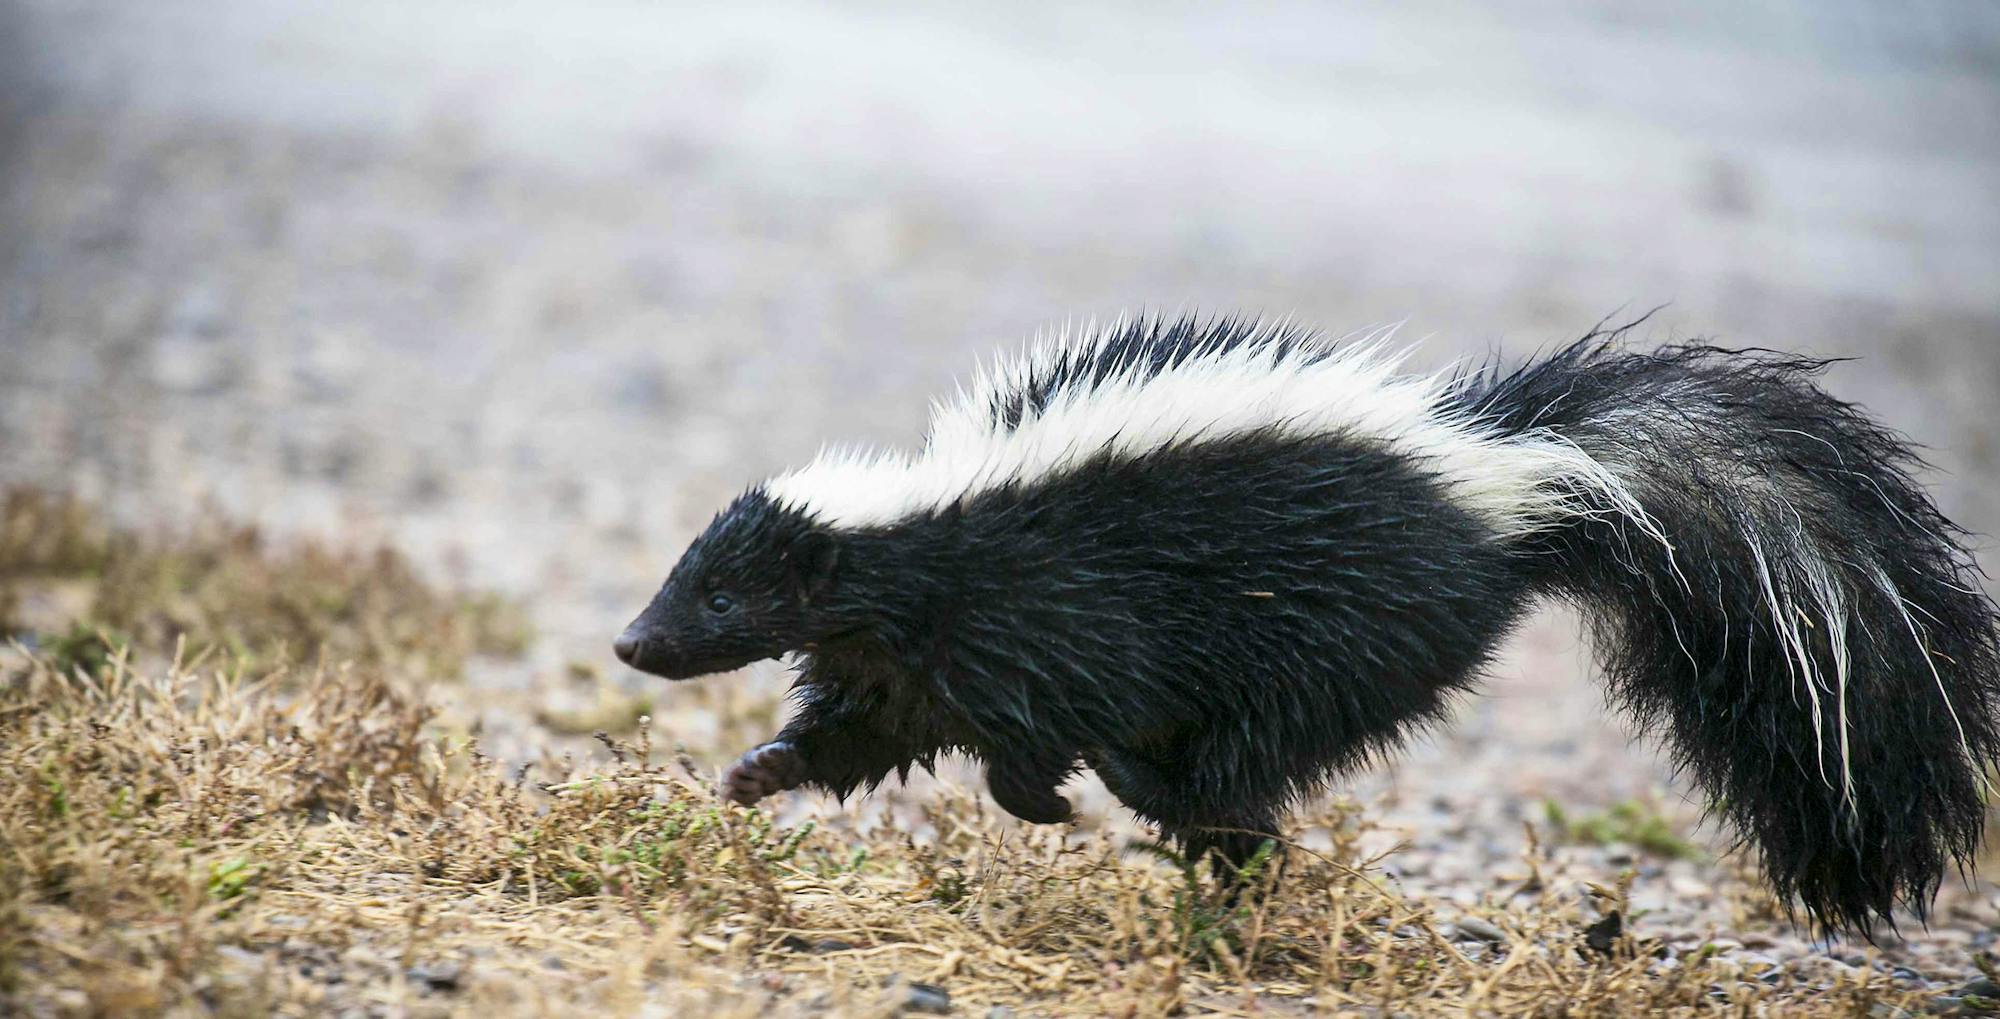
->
[705,592,736,615]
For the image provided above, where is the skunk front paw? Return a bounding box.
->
[721,741,807,806]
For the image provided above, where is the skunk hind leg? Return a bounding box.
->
[1092,744,1286,886]
[985,749,1078,824]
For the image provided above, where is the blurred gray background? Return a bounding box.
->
[3,0,1998,878]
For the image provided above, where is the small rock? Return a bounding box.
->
[216,945,265,969]
[409,959,463,991]
[984,1008,1017,1019]
[1454,917,1507,943]
[780,935,856,954]
[901,981,951,1015]
[1584,912,1623,955]
[1961,978,2000,998]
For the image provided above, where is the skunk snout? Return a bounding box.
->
[615,623,681,675]
[612,620,714,680]
[612,627,646,667]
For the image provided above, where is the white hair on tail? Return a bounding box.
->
[764,319,1668,551]
[1715,456,1981,816]
[1740,510,1853,810]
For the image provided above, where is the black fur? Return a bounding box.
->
[616,316,2000,937]
[1456,328,2000,935]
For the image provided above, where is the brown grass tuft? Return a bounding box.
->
[0,487,528,678]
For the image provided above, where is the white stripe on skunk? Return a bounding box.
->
[769,320,1664,545]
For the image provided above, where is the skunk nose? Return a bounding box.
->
[613,629,644,666]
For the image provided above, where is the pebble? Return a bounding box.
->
[1453,917,1507,944]
[216,945,265,969]
[408,959,463,991]
[781,935,857,954]
[1960,977,2000,998]
[1583,912,1623,955]
[900,981,952,1015]
[1664,875,1712,899]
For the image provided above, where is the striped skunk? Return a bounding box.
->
[613,316,2000,936]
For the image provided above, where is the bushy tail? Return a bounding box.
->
[1461,329,2000,936]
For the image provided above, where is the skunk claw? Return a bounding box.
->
[721,741,806,806]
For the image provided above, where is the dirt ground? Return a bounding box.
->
[3,1,1999,1014]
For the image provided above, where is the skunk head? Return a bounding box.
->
[615,489,841,680]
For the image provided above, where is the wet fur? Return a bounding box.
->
[618,316,2000,937]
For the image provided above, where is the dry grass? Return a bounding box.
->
[0,489,1974,1017]
[0,488,528,679]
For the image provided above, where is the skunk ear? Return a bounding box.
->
[786,530,840,601]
